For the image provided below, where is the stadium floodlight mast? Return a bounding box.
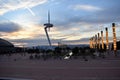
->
[44,11,53,47]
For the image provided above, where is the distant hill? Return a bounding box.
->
[28,44,89,50]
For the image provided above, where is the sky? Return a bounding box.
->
[0,0,120,47]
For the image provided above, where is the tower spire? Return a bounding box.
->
[48,11,50,23]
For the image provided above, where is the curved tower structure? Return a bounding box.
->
[44,11,53,46]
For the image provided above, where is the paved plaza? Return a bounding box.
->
[0,53,120,80]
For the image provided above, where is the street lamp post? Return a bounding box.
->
[98,33,100,50]
[101,31,104,50]
[105,27,109,50]
[112,23,117,56]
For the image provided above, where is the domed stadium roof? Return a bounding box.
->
[0,38,14,47]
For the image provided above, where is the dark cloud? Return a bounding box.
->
[0,22,21,32]
[54,1,120,29]
[80,6,120,24]
[68,8,120,25]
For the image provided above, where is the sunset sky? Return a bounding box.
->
[0,0,120,47]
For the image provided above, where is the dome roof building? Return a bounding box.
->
[0,38,14,47]
[0,38,14,53]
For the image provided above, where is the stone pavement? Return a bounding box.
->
[0,53,120,80]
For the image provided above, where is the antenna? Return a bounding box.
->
[48,11,50,31]
[48,11,50,23]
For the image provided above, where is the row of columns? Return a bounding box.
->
[89,23,117,56]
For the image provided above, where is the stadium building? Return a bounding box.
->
[0,38,14,53]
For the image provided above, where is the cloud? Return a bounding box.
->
[0,0,47,15]
[0,24,47,40]
[9,37,89,47]
[61,38,89,45]
[55,4,120,31]
[0,22,21,32]
[80,7,120,24]
[9,38,51,47]
[52,2,120,44]
[72,4,102,11]
[55,1,120,28]
[1,0,120,47]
